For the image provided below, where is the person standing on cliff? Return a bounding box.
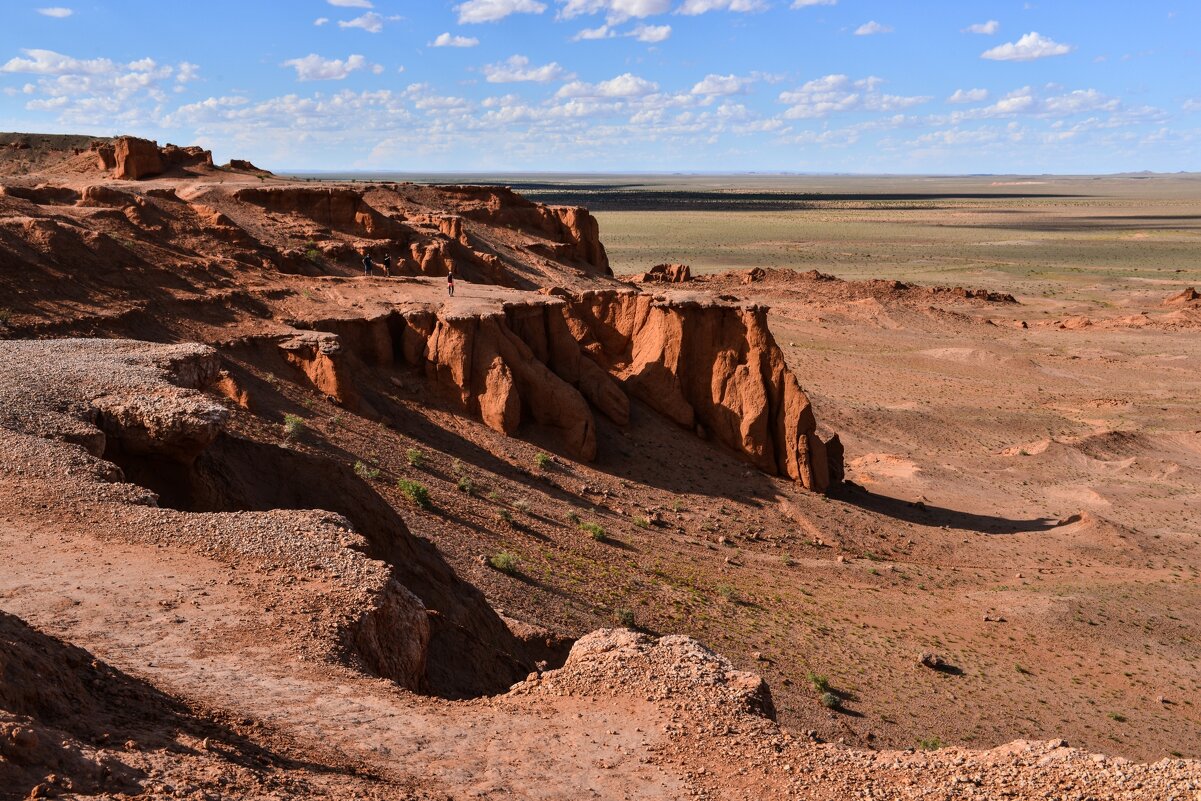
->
[382,252,392,277]
[362,251,374,277]
[447,266,455,297]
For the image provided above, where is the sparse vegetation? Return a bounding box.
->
[717,583,738,603]
[565,510,581,525]
[1108,712,1127,722]
[919,737,944,751]
[534,452,551,469]
[282,413,305,439]
[807,672,832,694]
[512,498,530,514]
[406,448,425,468]
[457,475,474,494]
[0,307,12,326]
[354,460,381,480]
[498,509,514,525]
[633,516,649,529]
[396,478,430,509]
[489,551,519,574]
[580,521,606,541]
[820,692,841,710]
[617,608,636,628]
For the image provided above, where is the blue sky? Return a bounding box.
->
[1,1,1198,172]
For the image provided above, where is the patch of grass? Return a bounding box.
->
[807,672,832,694]
[498,509,514,525]
[717,583,738,603]
[512,498,531,514]
[1015,663,1032,675]
[580,521,606,541]
[487,490,501,502]
[396,479,430,509]
[489,551,519,575]
[1107,712,1127,722]
[353,460,381,480]
[617,608,636,628]
[534,452,551,469]
[671,498,684,512]
[305,247,321,263]
[282,413,305,439]
[405,448,425,468]
[820,692,841,710]
[328,412,343,429]
[0,308,12,326]
[919,737,944,751]
[565,510,581,525]
[633,516,650,529]
[457,475,474,494]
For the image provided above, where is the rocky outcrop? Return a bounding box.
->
[233,186,398,238]
[637,263,691,284]
[297,289,840,491]
[90,137,213,180]
[1164,287,1200,305]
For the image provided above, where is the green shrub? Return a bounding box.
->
[919,737,944,751]
[489,551,519,574]
[807,672,831,694]
[498,509,513,525]
[406,448,425,468]
[396,479,430,508]
[282,413,305,439]
[512,498,530,514]
[457,475,474,494]
[1108,712,1127,722]
[617,609,636,628]
[305,248,321,263]
[487,490,501,502]
[353,460,381,480]
[580,521,606,541]
[633,516,650,529]
[0,307,13,325]
[565,510,581,525]
[534,452,551,469]
[717,583,738,603]
[820,692,841,710]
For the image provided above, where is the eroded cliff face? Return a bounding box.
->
[290,289,841,492]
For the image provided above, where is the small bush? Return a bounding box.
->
[617,608,636,628]
[282,413,305,439]
[487,490,501,502]
[565,510,581,525]
[457,475,474,494]
[534,452,552,469]
[406,448,425,468]
[396,479,430,508]
[353,460,381,480]
[1107,712,1127,722]
[328,412,343,429]
[717,583,738,603]
[489,551,519,574]
[633,516,650,529]
[919,737,944,751]
[580,521,606,541]
[0,307,12,325]
[671,498,684,512]
[820,692,841,710]
[498,509,513,525]
[807,672,831,694]
[512,498,530,514]
[305,248,321,263]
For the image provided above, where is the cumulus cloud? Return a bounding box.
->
[948,88,989,104]
[963,20,999,34]
[971,86,1120,117]
[630,23,670,41]
[981,32,1073,61]
[282,53,371,81]
[338,12,385,32]
[431,32,480,47]
[691,73,750,96]
[556,72,658,98]
[36,7,73,17]
[457,0,547,23]
[314,17,329,25]
[792,0,835,6]
[572,24,614,39]
[677,0,768,15]
[483,55,568,83]
[559,0,670,23]
[854,20,891,35]
[327,0,372,6]
[778,74,930,118]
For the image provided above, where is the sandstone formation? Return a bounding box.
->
[1164,286,1200,305]
[638,263,692,283]
[90,136,214,181]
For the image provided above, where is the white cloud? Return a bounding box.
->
[963,20,999,34]
[677,0,767,15]
[431,32,480,47]
[559,0,670,23]
[572,24,614,39]
[282,53,371,81]
[556,72,658,98]
[36,7,73,17]
[327,0,372,6]
[483,54,568,83]
[948,88,989,104]
[778,74,930,118]
[792,0,835,6]
[457,0,547,23]
[981,32,1073,61]
[1185,99,1201,112]
[314,17,330,25]
[630,23,670,42]
[854,20,891,35]
[338,12,385,32]
[691,73,749,96]
[962,86,1123,118]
